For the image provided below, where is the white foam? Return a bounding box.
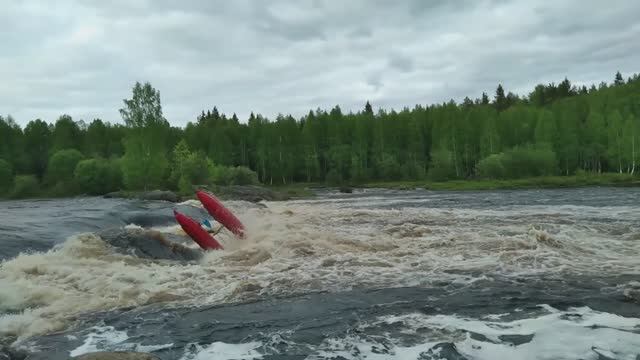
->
[178,199,203,207]
[311,337,438,360]
[67,325,173,357]
[363,306,640,360]
[150,224,185,235]
[180,341,263,360]
[69,326,128,357]
[308,306,640,360]
[174,305,640,360]
[124,223,144,230]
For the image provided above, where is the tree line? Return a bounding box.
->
[1,71,639,198]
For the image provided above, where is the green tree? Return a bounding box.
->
[405,114,426,175]
[0,116,28,173]
[183,151,210,186]
[10,175,39,199]
[85,119,109,157]
[349,154,368,183]
[584,111,607,172]
[614,71,624,86]
[119,82,166,128]
[500,145,559,178]
[479,111,500,158]
[529,84,548,107]
[494,84,508,112]
[607,110,625,173]
[51,115,82,153]
[534,109,557,147]
[476,154,506,179]
[301,111,321,181]
[378,153,402,180]
[23,119,52,179]
[554,101,581,175]
[0,159,13,195]
[119,81,170,190]
[481,92,490,105]
[46,149,84,185]
[229,166,259,185]
[428,148,456,181]
[325,168,343,186]
[169,139,192,188]
[622,114,638,174]
[74,159,122,195]
[364,101,373,115]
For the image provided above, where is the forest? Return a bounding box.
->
[1,71,639,199]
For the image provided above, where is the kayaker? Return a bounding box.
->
[200,217,224,235]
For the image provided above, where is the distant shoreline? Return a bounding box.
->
[354,173,640,191]
[2,173,638,202]
[268,173,640,194]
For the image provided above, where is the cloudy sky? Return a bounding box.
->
[2,0,639,127]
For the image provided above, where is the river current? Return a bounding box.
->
[1,187,639,359]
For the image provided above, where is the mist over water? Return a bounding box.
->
[1,187,639,359]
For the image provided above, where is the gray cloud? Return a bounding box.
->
[1,0,639,127]
[388,54,414,73]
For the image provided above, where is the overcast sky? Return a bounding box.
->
[2,0,639,127]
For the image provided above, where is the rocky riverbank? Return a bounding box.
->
[103,184,314,203]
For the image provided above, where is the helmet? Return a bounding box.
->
[201,218,212,229]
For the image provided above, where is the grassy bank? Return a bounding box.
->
[3,173,638,202]
[357,173,640,191]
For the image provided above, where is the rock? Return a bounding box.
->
[120,212,176,228]
[104,190,179,203]
[624,287,640,303]
[199,185,288,202]
[72,352,160,360]
[590,347,618,360]
[137,190,179,203]
[103,191,123,199]
[0,345,27,360]
[419,343,468,360]
[339,186,353,193]
[98,227,203,261]
[498,334,535,346]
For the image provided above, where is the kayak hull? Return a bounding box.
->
[173,210,224,250]
[196,190,245,238]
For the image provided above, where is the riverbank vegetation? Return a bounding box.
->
[1,71,639,199]
[360,172,639,191]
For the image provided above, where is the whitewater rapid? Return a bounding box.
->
[1,188,639,359]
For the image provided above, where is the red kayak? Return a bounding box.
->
[196,190,245,238]
[173,210,223,250]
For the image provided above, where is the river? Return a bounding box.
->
[1,187,639,359]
